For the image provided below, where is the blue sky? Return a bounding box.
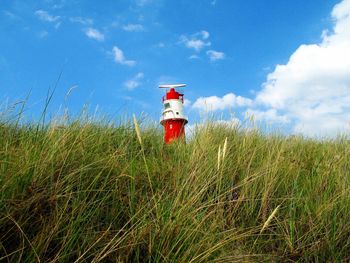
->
[1,0,350,137]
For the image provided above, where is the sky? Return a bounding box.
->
[1,0,350,137]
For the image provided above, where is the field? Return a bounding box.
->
[1,110,350,262]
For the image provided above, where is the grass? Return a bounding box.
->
[1,106,350,262]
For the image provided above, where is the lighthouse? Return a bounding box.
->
[159,84,188,144]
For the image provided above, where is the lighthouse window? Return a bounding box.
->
[164,103,170,109]
[170,124,173,129]
[176,112,179,115]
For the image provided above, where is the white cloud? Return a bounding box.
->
[179,31,211,52]
[192,93,252,111]
[183,39,210,51]
[122,23,145,32]
[35,10,60,22]
[85,28,105,41]
[254,0,350,137]
[112,46,136,66]
[190,0,350,137]
[160,0,350,137]
[124,80,139,90]
[245,109,290,124]
[70,17,93,25]
[180,31,224,61]
[206,50,225,61]
[200,30,210,39]
[124,72,144,90]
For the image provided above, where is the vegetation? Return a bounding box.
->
[1,108,350,262]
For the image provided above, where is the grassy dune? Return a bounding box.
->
[1,113,350,262]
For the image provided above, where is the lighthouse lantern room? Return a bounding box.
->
[159,84,188,144]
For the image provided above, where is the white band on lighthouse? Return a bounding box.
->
[160,99,188,124]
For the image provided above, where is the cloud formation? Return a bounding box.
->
[124,72,144,90]
[180,30,225,61]
[70,17,93,25]
[192,93,252,111]
[112,46,136,66]
[179,31,211,52]
[200,30,210,39]
[192,0,350,137]
[122,24,145,32]
[35,9,61,28]
[206,50,225,61]
[254,0,350,136]
[35,10,60,22]
[85,28,105,41]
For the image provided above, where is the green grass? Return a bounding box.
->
[1,109,350,262]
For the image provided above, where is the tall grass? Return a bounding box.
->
[1,105,350,262]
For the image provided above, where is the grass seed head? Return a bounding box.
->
[260,205,281,234]
[222,137,228,161]
[217,145,221,171]
[133,114,142,145]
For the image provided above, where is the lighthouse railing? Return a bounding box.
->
[162,95,184,103]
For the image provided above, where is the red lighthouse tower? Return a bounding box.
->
[160,84,188,144]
